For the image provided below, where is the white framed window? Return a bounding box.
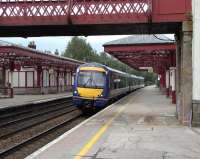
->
[43,70,49,87]
[12,72,19,87]
[9,71,34,88]
[27,72,34,87]
[19,72,25,87]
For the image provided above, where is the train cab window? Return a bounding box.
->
[78,71,105,89]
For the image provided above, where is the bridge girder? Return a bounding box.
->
[0,0,191,36]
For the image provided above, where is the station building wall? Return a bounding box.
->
[4,66,74,95]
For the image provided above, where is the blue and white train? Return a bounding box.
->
[73,63,144,110]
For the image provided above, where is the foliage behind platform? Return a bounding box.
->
[62,36,157,84]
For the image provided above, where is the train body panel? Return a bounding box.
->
[73,62,144,110]
[109,87,129,99]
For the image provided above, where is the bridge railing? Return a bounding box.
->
[0,0,70,17]
[71,0,151,15]
[0,0,152,25]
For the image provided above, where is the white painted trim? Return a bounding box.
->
[166,70,169,88]
[192,0,200,100]
[170,68,176,91]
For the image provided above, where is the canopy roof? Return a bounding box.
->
[0,40,84,70]
[104,35,176,73]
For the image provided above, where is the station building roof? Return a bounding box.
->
[0,40,84,70]
[104,34,175,46]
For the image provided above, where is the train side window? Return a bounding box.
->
[110,73,117,90]
[114,82,117,89]
[114,78,120,89]
[109,73,112,89]
[109,73,113,89]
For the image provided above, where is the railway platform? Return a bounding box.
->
[0,92,72,109]
[27,86,200,159]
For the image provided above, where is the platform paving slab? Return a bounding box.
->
[0,92,72,109]
[26,86,200,159]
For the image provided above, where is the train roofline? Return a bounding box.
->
[77,62,144,80]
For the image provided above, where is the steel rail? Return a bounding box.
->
[0,103,77,139]
[0,100,72,127]
[0,109,82,158]
[0,97,72,119]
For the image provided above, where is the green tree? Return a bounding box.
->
[63,37,97,62]
[63,37,156,84]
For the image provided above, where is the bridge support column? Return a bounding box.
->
[192,0,200,127]
[176,21,192,125]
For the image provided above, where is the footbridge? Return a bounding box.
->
[0,0,191,36]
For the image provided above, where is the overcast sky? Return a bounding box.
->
[0,34,174,54]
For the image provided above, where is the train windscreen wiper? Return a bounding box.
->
[82,73,93,88]
[82,72,100,88]
[90,73,99,89]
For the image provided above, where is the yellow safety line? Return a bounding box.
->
[74,106,125,159]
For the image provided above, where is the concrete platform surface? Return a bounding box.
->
[27,86,200,159]
[0,92,72,109]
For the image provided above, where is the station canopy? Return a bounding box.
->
[103,34,176,73]
[0,41,84,71]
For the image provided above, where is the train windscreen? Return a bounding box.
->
[78,71,105,89]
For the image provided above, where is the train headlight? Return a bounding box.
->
[74,90,78,94]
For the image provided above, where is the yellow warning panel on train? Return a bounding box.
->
[77,87,103,98]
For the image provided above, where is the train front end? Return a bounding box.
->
[73,64,109,109]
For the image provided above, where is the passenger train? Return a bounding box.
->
[73,63,144,110]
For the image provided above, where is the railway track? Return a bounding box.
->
[0,97,84,159]
[0,93,129,159]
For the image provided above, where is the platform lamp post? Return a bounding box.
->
[192,0,200,127]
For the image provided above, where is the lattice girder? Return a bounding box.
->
[0,0,151,25]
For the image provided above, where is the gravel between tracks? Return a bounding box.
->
[0,109,86,159]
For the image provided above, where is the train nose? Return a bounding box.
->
[77,87,103,98]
